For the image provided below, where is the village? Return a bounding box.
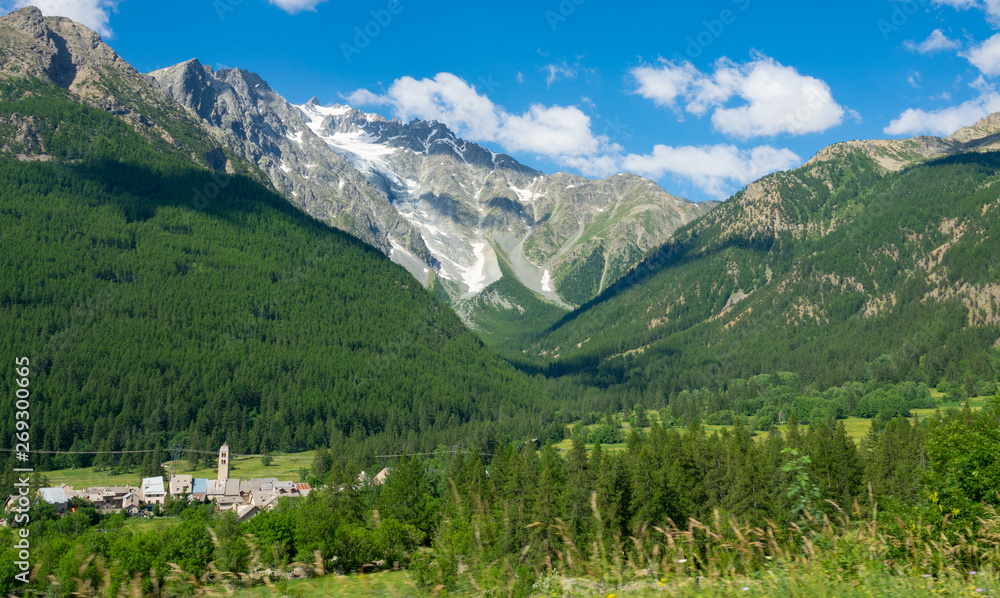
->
[22,445,320,522]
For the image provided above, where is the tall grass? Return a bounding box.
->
[421,492,1000,597]
[20,495,1000,597]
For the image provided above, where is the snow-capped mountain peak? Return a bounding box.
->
[150,65,715,322]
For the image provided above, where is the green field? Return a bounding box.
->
[555,398,990,454]
[912,395,986,417]
[230,571,435,598]
[218,566,1000,598]
[42,451,318,490]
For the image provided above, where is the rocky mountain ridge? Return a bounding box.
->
[0,7,243,175]
[147,59,715,316]
[530,115,1000,398]
[148,59,431,264]
[2,5,713,323]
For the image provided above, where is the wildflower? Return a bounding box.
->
[971,571,978,576]
[975,589,983,593]
[743,588,749,591]
[678,558,687,563]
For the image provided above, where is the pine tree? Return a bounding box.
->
[564,436,593,544]
[376,455,438,540]
[530,443,566,564]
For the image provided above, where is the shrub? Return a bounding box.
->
[588,424,623,445]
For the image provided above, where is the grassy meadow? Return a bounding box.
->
[555,395,989,454]
[216,567,1000,598]
[42,451,318,490]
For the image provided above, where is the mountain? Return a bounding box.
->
[805,113,1000,173]
[146,60,715,332]
[0,7,256,178]
[528,121,1000,410]
[146,59,432,266]
[0,7,560,465]
[0,4,715,345]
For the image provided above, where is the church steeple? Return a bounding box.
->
[218,444,230,482]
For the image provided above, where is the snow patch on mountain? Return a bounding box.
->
[299,104,402,183]
[465,242,489,294]
[298,102,351,129]
[326,131,397,163]
[510,177,544,203]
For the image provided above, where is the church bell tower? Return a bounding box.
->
[218,444,230,482]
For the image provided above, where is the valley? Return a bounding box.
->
[1,5,1000,597]
[147,60,714,337]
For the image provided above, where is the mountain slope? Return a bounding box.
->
[146,61,714,325]
[0,62,557,466]
[147,59,433,265]
[0,7,256,178]
[530,127,1000,400]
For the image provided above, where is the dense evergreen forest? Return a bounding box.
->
[4,402,1000,596]
[517,151,1000,427]
[0,78,560,468]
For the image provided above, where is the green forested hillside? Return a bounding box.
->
[527,150,1000,422]
[0,78,554,468]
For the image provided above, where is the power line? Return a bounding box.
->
[0,448,252,457]
[373,450,495,458]
[1,448,496,459]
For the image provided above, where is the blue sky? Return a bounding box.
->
[7,0,1000,201]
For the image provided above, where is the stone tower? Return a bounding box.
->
[218,444,230,482]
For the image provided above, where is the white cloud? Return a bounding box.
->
[542,61,576,87]
[932,0,1000,23]
[620,144,801,199]
[905,29,962,54]
[964,34,1000,76]
[500,105,601,155]
[9,0,118,37]
[346,72,607,159]
[631,56,848,139]
[349,73,502,141]
[558,154,624,178]
[348,72,800,199]
[632,62,699,109]
[884,78,1000,135]
[268,0,328,13]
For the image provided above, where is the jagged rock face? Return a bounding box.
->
[265,96,713,307]
[0,7,236,173]
[149,60,715,308]
[147,61,430,263]
[945,113,1000,151]
[0,4,713,312]
[0,6,132,89]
